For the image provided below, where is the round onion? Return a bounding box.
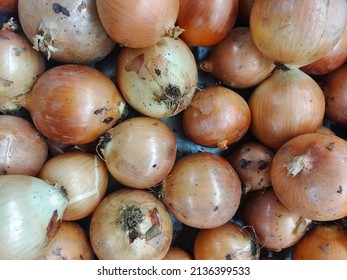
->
[271,133,347,221]
[18,0,116,64]
[0,0,18,13]
[182,85,251,150]
[161,152,242,229]
[162,247,193,260]
[248,67,326,151]
[0,115,48,176]
[250,0,347,68]
[89,188,173,260]
[176,0,238,47]
[38,151,109,221]
[292,224,347,260]
[96,0,181,49]
[99,116,176,189]
[22,64,126,145]
[39,221,95,260]
[200,27,276,89]
[115,36,198,118]
[193,221,260,260]
[0,175,68,259]
[0,20,46,113]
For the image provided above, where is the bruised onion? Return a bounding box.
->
[21,64,126,145]
[0,175,68,259]
[18,0,116,64]
[0,115,48,176]
[182,85,251,150]
[116,37,198,118]
[90,188,173,260]
[161,152,242,229]
[99,116,177,189]
[271,133,347,221]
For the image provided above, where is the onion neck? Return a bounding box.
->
[33,24,58,60]
[286,154,313,177]
[165,26,184,39]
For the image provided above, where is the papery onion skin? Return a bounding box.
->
[38,151,109,221]
[0,25,46,113]
[182,85,251,150]
[96,0,180,49]
[89,188,173,260]
[161,152,242,229]
[100,116,177,189]
[18,0,116,64]
[200,27,276,89]
[23,64,126,145]
[0,175,68,260]
[271,133,347,221]
[292,224,347,260]
[248,67,325,151]
[250,0,347,68]
[0,115,48,176]
[116,37,198,118]
[177,0,238,47]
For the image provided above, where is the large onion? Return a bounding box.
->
[18,0,116,63]
[115,37,198,118]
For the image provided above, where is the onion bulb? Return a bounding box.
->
[250,0,347,68]
[115,36,198,118]
[162,247,193,260]
[0,115,48,176]
[21,64,126,145]
[271,133,347,221]
[18,0,116,64]
[0,175,68,259]
[89,188,173,260]
[38,151,109,221]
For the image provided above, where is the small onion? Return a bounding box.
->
[182,85,251,150]
[22,64,126,145]
[193,221,260,260]
[39,221,96,260]
[292,224,347,260]
[271,133,347,221]
[162,247,193,260]
[18,0,116,64]
[115,36,198,118]
[176,0,238,47]
[90,188,173,260]
[0,115,48,176]
[99,116,177,189]
[38,151,109,221]
[0,175,68,260]
[96,0,182,49]
[161,152,242,229]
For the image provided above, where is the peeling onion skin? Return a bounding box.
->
[18,0,116,64]
[271,133,347,221]
[89,188,173,260]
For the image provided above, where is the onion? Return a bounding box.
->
[241,188,312,252]
[292,224,347,260]
[99,116,176,189]
[0,19,46,113]
[0,0,18,13]
[226,141,274,194]
[163,247,193,260]
[115,37,198,118]
[250,0,347,68]
[21,64,126,145]
[193,221,260,260]
[315,125,336,136]
[200,27,276,89]
[38,151,109,221]
[18,0,116,64]
[182,85,251,150]
[0,115,48,176]
[176,0,238,47]
[89,188,173,260]
[161,152,242,229]
[248,67,326,151]
[96,0,182,49]
[39,221,95,260]
[0,175,68,259]
[271,133,347,221]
